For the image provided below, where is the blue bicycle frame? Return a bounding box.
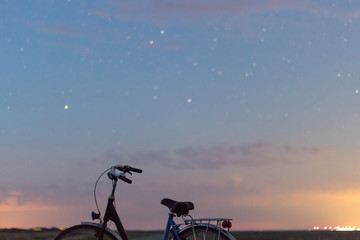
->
[163,213,182,240]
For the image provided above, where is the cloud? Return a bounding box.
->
[36,25,81,36]
[88,0,360,25]
[232,175,243,185]
[1,180,358,230]
[107,142,334,169]
[155,0,360,20]
[154,0,320,15]
[0,181,93,208]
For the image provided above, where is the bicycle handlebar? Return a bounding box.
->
[115,165,143,174]
[108,165,142,184]
[118,174,132,184]
[108,171,133,184]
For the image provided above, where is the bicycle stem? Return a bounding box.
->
[110,179,117,197]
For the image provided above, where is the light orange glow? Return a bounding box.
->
[0,198,89,229]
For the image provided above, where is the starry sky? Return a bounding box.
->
[2,0,360,231]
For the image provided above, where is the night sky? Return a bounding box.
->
[2,0,360,230]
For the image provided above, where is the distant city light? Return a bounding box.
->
[312,225,360,231]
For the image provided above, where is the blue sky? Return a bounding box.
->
[2,0,360,230]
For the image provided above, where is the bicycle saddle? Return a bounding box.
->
[161,198,194,217]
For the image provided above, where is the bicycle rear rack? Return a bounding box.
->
[177,215,234,240]
[183,217,232,231]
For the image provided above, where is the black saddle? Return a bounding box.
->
[161,198,194,217]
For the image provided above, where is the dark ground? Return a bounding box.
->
[231,230,360,240]
[2,228,360,240]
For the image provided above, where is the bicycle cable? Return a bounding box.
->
[93,167,111,220]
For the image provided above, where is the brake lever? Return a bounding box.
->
[122,166,133,175]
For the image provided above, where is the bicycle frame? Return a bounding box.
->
[97,180,129,240]
[97,176,183,240]
[163,214,182,240]
[56,165,235,240]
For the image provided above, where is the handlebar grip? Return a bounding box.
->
[115,165,142,174]
[127,166,142,173]
[118,175,132,184]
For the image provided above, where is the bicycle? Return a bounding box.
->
[54,165,236,240]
